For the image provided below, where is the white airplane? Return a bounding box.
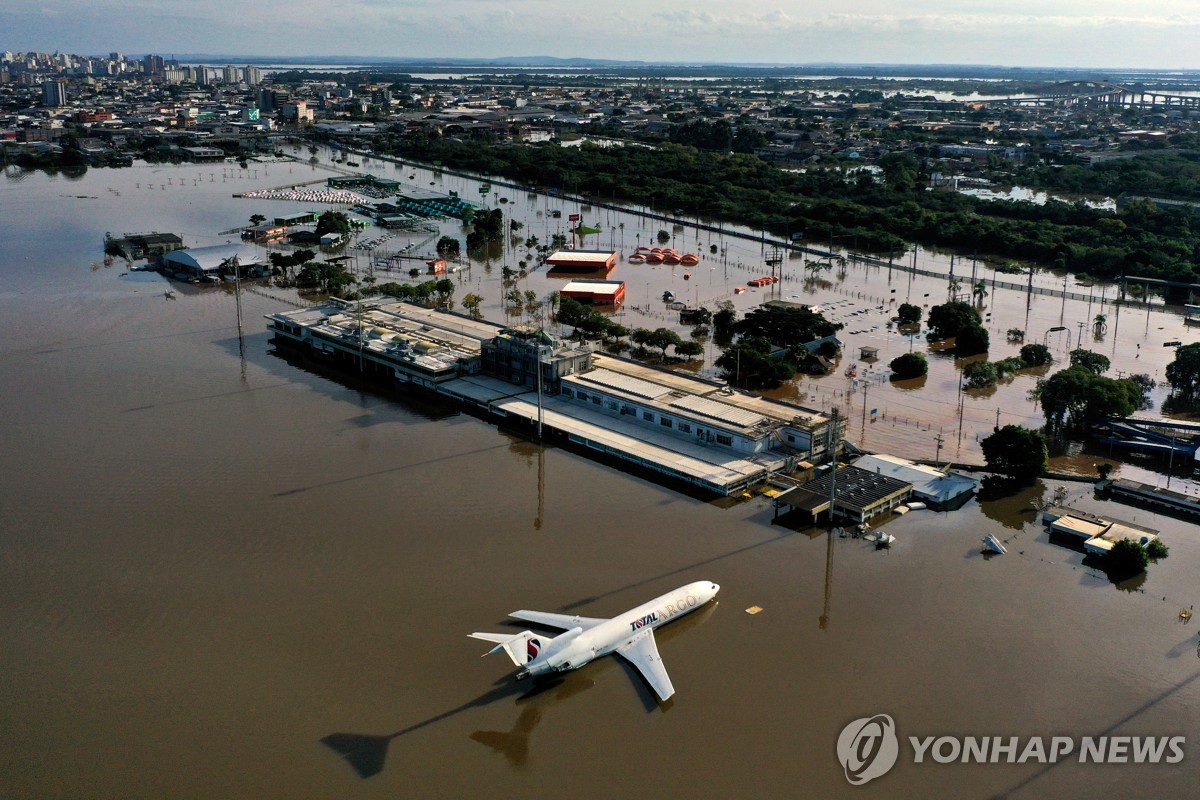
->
[470,581,720,702]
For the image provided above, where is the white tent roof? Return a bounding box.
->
[162,244,263,272]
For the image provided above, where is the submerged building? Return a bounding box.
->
[266,299,844,495]
[161,243,263,280]
[852,453,978,509]
[772,465,913,525]
[105,232,185,260]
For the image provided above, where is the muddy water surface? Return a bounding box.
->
[1,161,1197,799]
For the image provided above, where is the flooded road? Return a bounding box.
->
[1,160,1198,799]
[339,147,1200,485]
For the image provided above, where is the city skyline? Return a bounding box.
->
[4,1,1200,71]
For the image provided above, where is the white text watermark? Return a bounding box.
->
[837,715,1186,786]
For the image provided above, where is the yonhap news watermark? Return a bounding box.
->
[837,714,1186,786]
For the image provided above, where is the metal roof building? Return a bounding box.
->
[852,453,978,509]
[557,355,841,468]
[161,244,263,276]
[560,279,626,306]
[775,465,912,524]
[545,250,617,274]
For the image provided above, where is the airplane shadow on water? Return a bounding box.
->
[321,600,718,778]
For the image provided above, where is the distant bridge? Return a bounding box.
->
[990,81,1200,110]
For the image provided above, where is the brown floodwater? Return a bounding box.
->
[332,146,1200,485]
[1,160,1197,799]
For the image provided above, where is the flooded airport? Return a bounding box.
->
[1,156,1197,798]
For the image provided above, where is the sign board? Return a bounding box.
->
[569,213,581,222]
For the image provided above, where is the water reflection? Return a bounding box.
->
[265,344,459,424]
[322,681,533,779]
[889,374,928,391]
[1081,553,1150,593]
[977,479,1043,531]
[471,675,596,766]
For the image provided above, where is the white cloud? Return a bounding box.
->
[2,0,1199,67]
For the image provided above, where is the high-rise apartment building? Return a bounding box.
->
[42,79,67,106]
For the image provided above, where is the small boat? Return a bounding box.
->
[982,534,1007,554]
[734,286,746,294]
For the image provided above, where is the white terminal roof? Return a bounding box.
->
[589,354,831,429]
[669,394,766,428]
[267,299,500,352]
[577,368,670,401]
[568,363,811,437]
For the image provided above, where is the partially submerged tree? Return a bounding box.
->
[896,302,921,325]
[461,292,484,318]
[1105,538,1149,577]
[889,352,928,379]
[716,337,795,389]
[926,301,981,341]
[1038,366,1141,430]
[955,323,989,357]
[1069,348,1110,375]
[713,302,737,340]
[1166,342,1200,404]
[436,236,461,259]
[1019,343,1053,367]
[732,305,841,347]
[963,360,998,389]
[981,425,1047,486]
[316,211,352,237]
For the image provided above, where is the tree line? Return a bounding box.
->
[380,132,1200,284]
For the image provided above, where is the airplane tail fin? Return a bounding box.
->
[468,630,545,667]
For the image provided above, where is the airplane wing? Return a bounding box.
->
[510,610,608,631]
[616,629,675,702]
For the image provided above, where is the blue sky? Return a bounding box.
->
[4,1,1200,69]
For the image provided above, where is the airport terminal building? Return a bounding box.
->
[266,299,844,495]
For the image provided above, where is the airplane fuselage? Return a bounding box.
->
[518,581,719,679]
